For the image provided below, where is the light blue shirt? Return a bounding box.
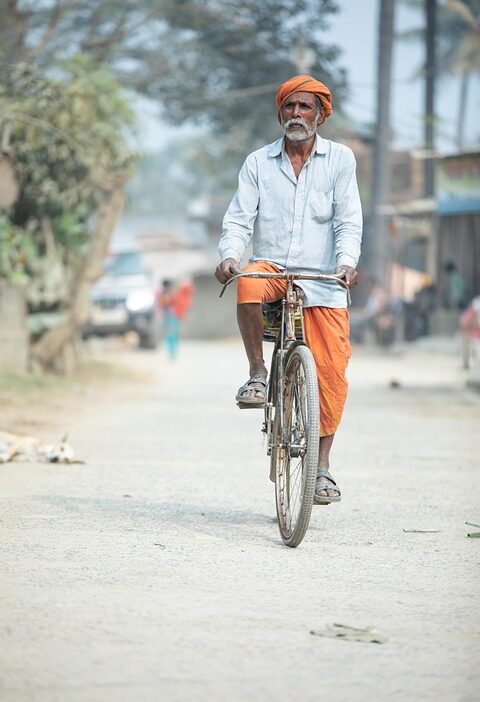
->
[218,134,363,307]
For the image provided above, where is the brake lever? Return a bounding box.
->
[219,273,242,298]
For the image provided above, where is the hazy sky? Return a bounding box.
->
[136,0,479,153]
[333,0,478,150]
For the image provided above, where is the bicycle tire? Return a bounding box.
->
[271,345,319,547]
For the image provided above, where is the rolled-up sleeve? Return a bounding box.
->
[332,148,363,268]
[218,155,259,263]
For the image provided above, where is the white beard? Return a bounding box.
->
[283,118,318,142]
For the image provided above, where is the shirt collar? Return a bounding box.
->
[267,133,328,158]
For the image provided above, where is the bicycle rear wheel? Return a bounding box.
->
[271,345,319,547]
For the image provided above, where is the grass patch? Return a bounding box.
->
[0,358,146,402]
[0,370,64,395]
[0,355,151,435]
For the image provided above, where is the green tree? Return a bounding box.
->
[0,58,135,370]
[0,0,346,370]
[144,1,343,141]
[1,1,344,156]
[4,59,133,245]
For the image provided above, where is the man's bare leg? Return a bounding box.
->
[237,303,267,399]
[317,433,340,497]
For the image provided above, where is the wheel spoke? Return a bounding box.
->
[289,464,304,515]
[289,462,302,478]
[285,364,302,528]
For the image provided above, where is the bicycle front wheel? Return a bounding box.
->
[271,345,319,547]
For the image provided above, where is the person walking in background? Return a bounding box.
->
[444,261,470,310]
[173,281,194,323]
[460,295,480,370]
[362,277,388,324]
[156,279,194,360]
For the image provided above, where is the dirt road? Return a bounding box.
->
[1,340,479,702]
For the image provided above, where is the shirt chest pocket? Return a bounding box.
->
[309,188,333,224]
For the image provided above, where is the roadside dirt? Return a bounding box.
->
[0,341,153,442]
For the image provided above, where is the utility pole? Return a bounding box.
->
[370,0,396,285]
[456,72,468,150]
[424,0,437,196]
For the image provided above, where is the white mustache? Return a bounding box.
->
[285,119,309,130]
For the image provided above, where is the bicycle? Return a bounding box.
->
[220,270,350,547]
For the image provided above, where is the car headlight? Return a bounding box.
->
[126,289,155,312]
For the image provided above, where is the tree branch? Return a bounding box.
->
[80,11,129,55]
[5,0,30,60]
[28,1,65,60]
[79,7,160,60]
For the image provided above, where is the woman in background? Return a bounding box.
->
[157,279,194,359]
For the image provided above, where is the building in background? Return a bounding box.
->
[436,151,480,304]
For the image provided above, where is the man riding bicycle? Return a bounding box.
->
[215,74,362,505]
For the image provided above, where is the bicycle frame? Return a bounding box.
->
[266,277,304,457]
[220,270,350,457]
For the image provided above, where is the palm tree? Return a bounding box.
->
[442,1,480,148]
[371,0,396,284]
[400,0,480,149]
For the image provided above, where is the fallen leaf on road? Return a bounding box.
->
[310,623,387,644]
[403,528,441,533]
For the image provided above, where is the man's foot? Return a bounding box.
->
[235,374,267,408]
[314,469,341,505]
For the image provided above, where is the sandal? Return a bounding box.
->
[314,469,341,505]
[235,375,267,409]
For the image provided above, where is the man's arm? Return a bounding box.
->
[216,155,259,282]
[332,147,362,287]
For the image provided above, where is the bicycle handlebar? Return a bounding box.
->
[219,270,351,303]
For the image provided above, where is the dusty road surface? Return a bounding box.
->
[1,339,479,702]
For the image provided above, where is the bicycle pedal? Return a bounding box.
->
[236,401,265,410]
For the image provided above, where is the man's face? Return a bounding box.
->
[280,91,321,143]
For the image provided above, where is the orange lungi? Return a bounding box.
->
[237,261,351,437]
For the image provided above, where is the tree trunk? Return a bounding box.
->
[424,0,437,197]
[32,182,126,371]
[370,0,396,286]
[0,281,28,373]
[456,71,469,151]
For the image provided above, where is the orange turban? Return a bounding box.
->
[275,74,333,125]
